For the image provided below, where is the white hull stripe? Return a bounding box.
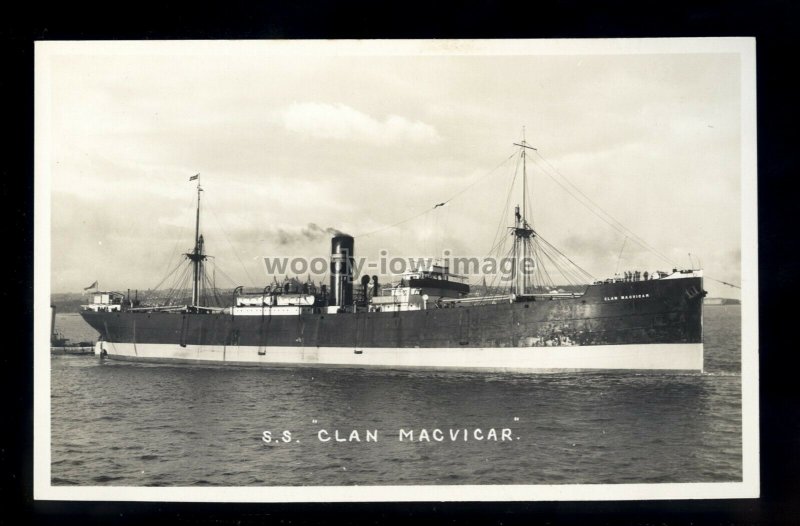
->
[98,342,704,372]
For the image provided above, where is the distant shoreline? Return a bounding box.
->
[704,298,742,305]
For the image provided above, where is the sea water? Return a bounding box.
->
[49,307,742,485]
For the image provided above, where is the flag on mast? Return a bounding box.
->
[189,173,199,181]
[83,280,98,290]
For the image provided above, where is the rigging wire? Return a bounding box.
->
[705,276,742,289]
[471,143,596,293]
[487,154,522,257]
[541,238,585,287]
[141,257,188,304]
[531,156,671,265]
[436,149,518,206]
[537,246,560,289]
[161,260,193,305]
[530,151,676,266]
[534,231,596,282]
[155,191,199,286]
[615,237,628,276]
[204,196,258,287]
[355,207,435,239]
[472,160,525,298]
[355,150,518,239]
[528,148,743,288]
[213,264,242,291]
[201,266,224,307]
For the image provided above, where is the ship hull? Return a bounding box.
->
[95,341,703,372]
[82,276,705,372]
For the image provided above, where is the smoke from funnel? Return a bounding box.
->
[269,223,350,245]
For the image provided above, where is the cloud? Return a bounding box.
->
[279,102,440,145]
[46,50,742,298]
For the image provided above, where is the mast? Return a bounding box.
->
[186,173,206,307]
[194,178,201,306]
[522,126,527,222]
[511,133,536,295]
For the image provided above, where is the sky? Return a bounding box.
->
[42,41,747,298]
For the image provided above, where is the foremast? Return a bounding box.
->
[185,174,207,308]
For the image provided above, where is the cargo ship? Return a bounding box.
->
[81,139,706,372]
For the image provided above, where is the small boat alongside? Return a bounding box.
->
[50,305,95,355]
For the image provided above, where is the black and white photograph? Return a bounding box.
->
[34,38,758,502]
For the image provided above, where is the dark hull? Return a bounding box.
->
[82,277,703,349]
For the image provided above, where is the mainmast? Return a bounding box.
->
[511,132,536,296]
[186,173,206,307]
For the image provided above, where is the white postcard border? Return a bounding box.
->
[34,37,759,502]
